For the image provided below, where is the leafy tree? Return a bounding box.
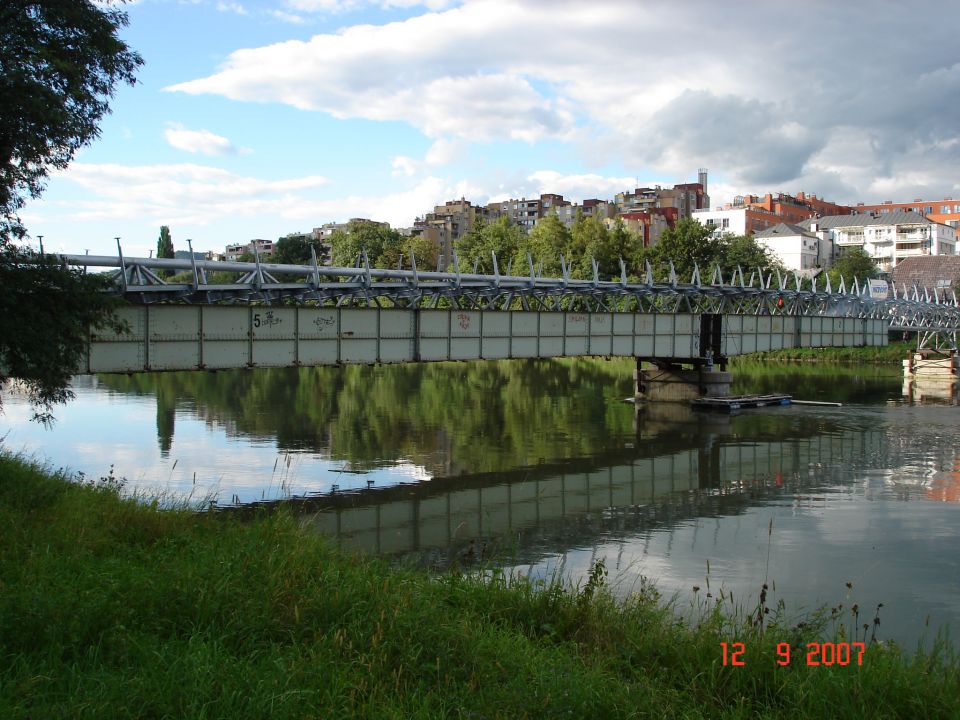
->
[1,251,124,423]
[828,247,878,287]
[272,235,316,265]
[157,225,174,260]
[329,221,404,268]
[1,1,142,242]
[156,225,173,277]
[527,212,572,277]
[455,215,527,274]
[0,1,142,421]
[717,233,782,282]
[402,233,440,271]
[645,217,721,281]
[580,217,643,280]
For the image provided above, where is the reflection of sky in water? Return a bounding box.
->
[509,469,960,650]
[0,383,428,505]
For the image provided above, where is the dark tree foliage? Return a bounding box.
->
[156,225,173,259]
[0,1,142,421]
[272,235,316,266]
[828,247,878,287]
[0,249,125,423]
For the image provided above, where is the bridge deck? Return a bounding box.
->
[87,305,887,373]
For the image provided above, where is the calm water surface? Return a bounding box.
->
[2,359,958,649]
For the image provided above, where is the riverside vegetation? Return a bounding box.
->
[2,452,958,719]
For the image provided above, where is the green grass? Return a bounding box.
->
[736,340,914,364]
[1,453,957,719]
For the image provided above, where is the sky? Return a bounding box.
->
[19,0,960,258]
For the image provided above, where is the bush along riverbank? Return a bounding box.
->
[736,340,914,365]
[2,453,958,719]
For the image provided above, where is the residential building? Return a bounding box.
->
[411,199,479,270]
[616,211,670,248]
[729,191,850,224]
[614,169,710,221]
[853,197,960,241]
[691,206,782,237]
[799,211,956,274]
[754,223,828,275]
[225,238,274,260]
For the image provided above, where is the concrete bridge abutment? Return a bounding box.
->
[634,359,732,403]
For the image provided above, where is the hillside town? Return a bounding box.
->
[211,169,960,287]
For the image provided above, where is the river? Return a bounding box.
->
[2,358,958,650]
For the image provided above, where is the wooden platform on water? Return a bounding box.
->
[691,394,792,413]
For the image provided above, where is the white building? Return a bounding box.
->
[754,223,829,276]
[799,210,955,274]
[691,206,781,237]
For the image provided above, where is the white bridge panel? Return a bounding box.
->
[420,311,449,338]
[203,307,249,340]
[204,341,249,369]
[511,313,538,337]
[298,340,339,366]
[379,339,414,363]
[251,308,295,340]
[150,341,199,370]
[511,337,538,358]
[253,340,296,367]
[482,338,510,359]
[300,309,338,339]
[565,313,589,336]
[341,309,378,339]
[540,313,564,337]
[82,305,892,373]
[482,312,510,337]
[450,338,481,360]
[451,311,480,338]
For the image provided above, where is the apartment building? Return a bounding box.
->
[411,200,478,269]
[691,206,782,237]
[730,191,850,224]
[754,223,828,275]
[617,211,671,248]
[225,238,274,260]
[853,198,960,240]
[614,169,710,221]
[799,211,956,274]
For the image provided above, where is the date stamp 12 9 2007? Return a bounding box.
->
[721,641,866,667]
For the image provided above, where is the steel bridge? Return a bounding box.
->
[54,250,960,374]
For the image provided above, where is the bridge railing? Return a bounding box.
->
[35,248,960,348]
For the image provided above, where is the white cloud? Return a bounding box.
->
[268,9,307,23]
[164,123,250,156]
[46,161,477,233]
[525,171,638,202]
[216,1,247,14]
[163,0,960,206]
[56,163,329,225]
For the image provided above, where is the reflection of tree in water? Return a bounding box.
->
[98,359,638,475]
[155,381,175,456]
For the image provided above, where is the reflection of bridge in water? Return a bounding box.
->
[235,405,889,564]
[50,252,958,375]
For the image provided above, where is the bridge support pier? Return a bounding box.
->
[634,358,732,402]
[902,350,958,401]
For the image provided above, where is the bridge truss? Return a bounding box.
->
[56,247,960,351]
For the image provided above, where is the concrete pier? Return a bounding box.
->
[903,350,958,402]
[635,360,733,402]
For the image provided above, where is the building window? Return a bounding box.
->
[942,205,951,213]
[924,206,933,214]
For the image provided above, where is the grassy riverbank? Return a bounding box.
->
[736,340,914,365]
[2,453,958,719]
